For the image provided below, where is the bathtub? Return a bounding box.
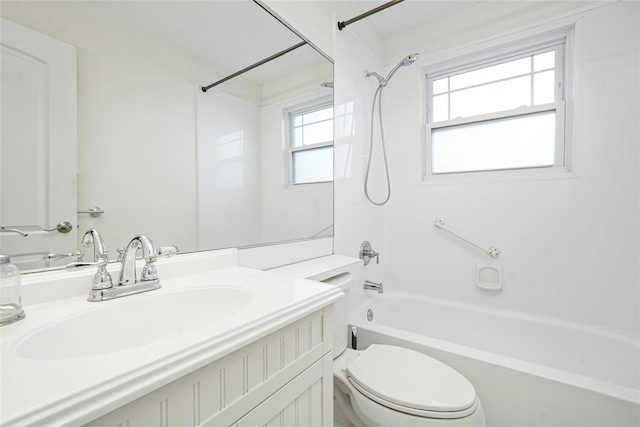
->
[350,292,640,426]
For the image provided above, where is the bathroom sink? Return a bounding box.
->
[14,287,254,360]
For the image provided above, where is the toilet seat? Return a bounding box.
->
[345,344,478,419]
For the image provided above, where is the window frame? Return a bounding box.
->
[423,29,572,180]
[284,95,334,186]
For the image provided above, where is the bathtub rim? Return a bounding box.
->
[349,292,640,405]
[353,291,639,346]
[351,321,640,405]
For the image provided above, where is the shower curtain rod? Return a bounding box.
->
[338,0,404,30]
[201,41,307,92]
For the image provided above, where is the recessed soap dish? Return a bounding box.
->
[476,264,502,290]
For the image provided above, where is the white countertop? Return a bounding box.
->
[0,249,341,426]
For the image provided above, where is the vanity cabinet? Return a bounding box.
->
[87,307,333,427]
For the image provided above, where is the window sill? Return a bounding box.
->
[420,166,577,186]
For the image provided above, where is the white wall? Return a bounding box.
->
[332,29,387,303]
[196,91,262,249]
[338,1,639,334]
[381,1,598,66]
[268,2,640,333]
[270,1,638,335]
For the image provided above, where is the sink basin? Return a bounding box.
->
[15,287,254,360]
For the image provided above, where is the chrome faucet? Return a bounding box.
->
[118,235,159,286]
[364,280,384,294]
[82,229,108,262]
[66,231,163,302]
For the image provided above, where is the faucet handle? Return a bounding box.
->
[65,258,107,270]
[138,245,177,282]
[65,258,113,290]
[92,264,113,290]
[116,247,125,262]
[158,245,180,257]
[141,259,158,281]
[117,244,167,262]
[45,251,84,262]
[359,241,380,266]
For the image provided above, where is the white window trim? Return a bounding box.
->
[421,26,576,184]
[284,95,333,187]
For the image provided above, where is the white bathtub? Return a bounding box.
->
[350,292,640,426]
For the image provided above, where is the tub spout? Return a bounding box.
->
[364,280,383,294]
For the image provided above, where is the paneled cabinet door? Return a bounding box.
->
[234,354,333,427]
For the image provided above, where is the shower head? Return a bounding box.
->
[400,53,420,67]
[320,82,334,89]
[383,52,420,85]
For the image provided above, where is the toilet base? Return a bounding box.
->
[334,381,364,427]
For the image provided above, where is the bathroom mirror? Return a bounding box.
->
[0,0,333,271]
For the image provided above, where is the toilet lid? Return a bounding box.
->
[346,344,477,413]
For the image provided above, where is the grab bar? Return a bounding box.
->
[434,219,501,258]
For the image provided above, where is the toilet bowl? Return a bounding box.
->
[322,273,485,427]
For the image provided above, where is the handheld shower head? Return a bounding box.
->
[364,52,420,206]
[400,53,420,66]
[382,53,420,85]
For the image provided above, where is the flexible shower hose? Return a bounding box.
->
[365,84,391,206]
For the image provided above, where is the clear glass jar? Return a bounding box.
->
[0,254,26,326]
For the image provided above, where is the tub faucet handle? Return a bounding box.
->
[371,249,379,264]
[360,241,379,266]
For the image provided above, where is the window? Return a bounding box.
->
[425,32,569,176]
[286,98,333,185]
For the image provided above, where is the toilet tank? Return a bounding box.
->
[320,272,354,358]
[267,255,362,358]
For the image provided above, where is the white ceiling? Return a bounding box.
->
[352,0,480,38]
[93,1,307,81]
[93,0,481,86]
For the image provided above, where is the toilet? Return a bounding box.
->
[325,273,485,427]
